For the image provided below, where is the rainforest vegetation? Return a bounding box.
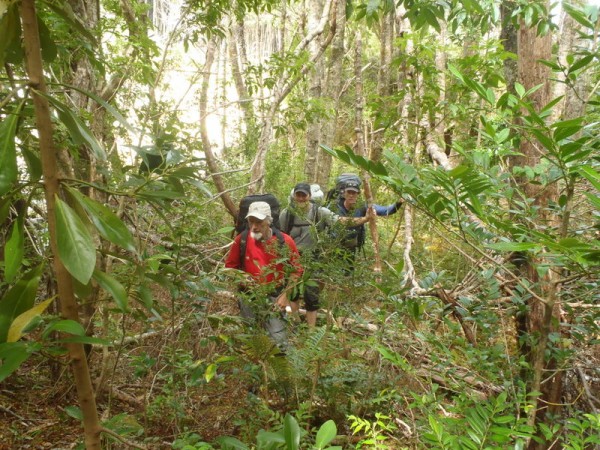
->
[0,0,599,448]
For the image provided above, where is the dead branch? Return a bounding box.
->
[434,287,478,346]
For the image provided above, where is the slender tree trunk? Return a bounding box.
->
[20,0,102,447]
[317,0,345,186]
[200,38,238,219]
[355,31,382,275]
[304,0,325,182]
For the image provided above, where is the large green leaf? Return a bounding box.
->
[66,187,137,253]
[283,414,301,450]
[55,196,96,284]
[215,436,249,450]
[315,420,337,449]
[0,265,43,343]
[0,342,38,383]
[0,4,23,66]
[0,109,19,196]
[92,269,129,312]
[4,215,24,282]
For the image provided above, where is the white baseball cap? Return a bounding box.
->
[246,201,272,221]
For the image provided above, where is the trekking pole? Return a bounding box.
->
[354,32,383,280]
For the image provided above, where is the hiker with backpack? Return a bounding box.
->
[279,182,376,326]
[225,201,302,350]
[329,175,403,273]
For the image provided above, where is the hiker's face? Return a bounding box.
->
[293,191,310,209]
[248,217,270,240]
[344,189,360,207]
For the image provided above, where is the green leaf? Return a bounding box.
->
[41,93,106,161]
[215,436,250,450]
[43,319,85,338]
[0,342,37,383]
[21,146,42,181]
[64,405,83,421]
[0,108,19,196]
[315,420,337,449]
[4,215,24,282]
[257,430,285,447]
[486,242,540,251]
[55,196,96,284]
[37,15,57,62]
[0,4,23,66]
[92,269,128,312]
[567,55,593,74]
[284,414,301,450]
[204,363,217,383]
[563,4,595,29]
[7,298,54,342]
[66,187,136,253]
[0,265,43,343]
[58,84,135,134]
[578,165,600,191]
[42,2,96,44]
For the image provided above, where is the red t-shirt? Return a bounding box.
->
[225,231,302,286]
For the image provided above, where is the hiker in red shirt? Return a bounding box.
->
[225,201,302,349]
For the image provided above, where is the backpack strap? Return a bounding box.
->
[272,227,286,247]
[284,211,295,234]
[238,229,249,269]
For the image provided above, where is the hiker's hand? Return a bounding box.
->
[275,291,294,312]
[365,206,377,220]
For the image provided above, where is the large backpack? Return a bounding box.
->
[325,173,362,205]
[235,193,281,234]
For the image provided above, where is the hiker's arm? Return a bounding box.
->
[373,201,403,216]
[338,207,376,226]
[275,273,301,312]
[275,239,302,312]
[224,237,241,269]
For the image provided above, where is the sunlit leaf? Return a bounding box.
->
[204,363,217,382]
[55,196,96,284]
[0,265,43,343]
[7,298,54,343]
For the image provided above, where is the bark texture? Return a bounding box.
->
[20,0,102,447]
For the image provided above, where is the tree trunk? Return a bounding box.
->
[20,0,102,447]
[200,38,238,219]
[354,31,382,275]
[304,0,325,182]
[249,0,335,193]
[317,0,345,187]
[511,6,563,449]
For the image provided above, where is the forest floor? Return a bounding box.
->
[1,282,599,449]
